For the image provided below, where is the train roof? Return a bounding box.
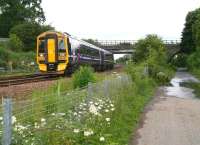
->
[38,31,113,54]
[63,32,112,54]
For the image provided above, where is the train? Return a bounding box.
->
[36,31,114,74]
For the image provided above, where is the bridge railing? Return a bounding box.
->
[96,40,181,46]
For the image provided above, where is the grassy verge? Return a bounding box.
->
[5,68,158,145]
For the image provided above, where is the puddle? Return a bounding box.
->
[165,71,199,99]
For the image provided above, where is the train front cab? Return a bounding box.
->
[37,32,69,73]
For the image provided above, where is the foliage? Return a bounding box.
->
[131,34,173,84]
[187,49,200,70]
[5,73,157,145]
[116,55,131,64]
[0,46,10,68]
[133,34,166,63]
[73,66,96,88]
[0,0,45,37]
[9,34,24,52]
[171,53,188,67]
[180,8,200,54]
[9,22,54,51]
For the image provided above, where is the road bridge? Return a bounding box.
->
[96,40,181,57]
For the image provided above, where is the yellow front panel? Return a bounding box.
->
[39,64,47,71]
[48,39,56,63]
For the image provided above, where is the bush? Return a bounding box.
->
[171,53,188,67]
[130,35,174,84]
[133,34,166,63]
[187,49,200,70]
[72,66,96,88]
[0,46,10,68]
[9,34,24,52]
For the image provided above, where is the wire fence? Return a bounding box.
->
[0,74,132,145]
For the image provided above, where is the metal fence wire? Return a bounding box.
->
[0,74,132,145]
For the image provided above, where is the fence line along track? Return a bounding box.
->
[0,73,60,87]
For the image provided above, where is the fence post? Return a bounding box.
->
[2,97,12,145]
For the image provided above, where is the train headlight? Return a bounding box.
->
[39,53,44,57]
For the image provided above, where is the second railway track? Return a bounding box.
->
[0,73,60,87]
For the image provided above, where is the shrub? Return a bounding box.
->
[0,46,10,68]
[133,34,166,63]
[72,66,96,88]
[171,53,188,67]
[9,34,24,52]
[187,49,200,70]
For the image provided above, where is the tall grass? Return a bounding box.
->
[73,66,96,88]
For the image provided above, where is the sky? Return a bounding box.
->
[42,0,200,41]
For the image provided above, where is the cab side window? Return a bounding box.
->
[58,38,65,52]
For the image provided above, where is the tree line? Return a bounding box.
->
[0,0,53,52]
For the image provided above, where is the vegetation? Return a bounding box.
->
[0,0,54,71]
[131,34,174,85]
[73,66,96,88]
[180,8,200,54]
[179,7,200,76]
[115,54,131,64]
[0,0,45,37]
[4,70,157,145]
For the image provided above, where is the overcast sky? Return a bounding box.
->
[42,0,200,40]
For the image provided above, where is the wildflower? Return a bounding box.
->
[89,104,98,115]
[51,113,55,116]
[58,113,65,116]
[73,129,80,133]
[95,102,99,106]
[105,109,109,113]
[110,104,114,107]
[84,130,94,136]
[41,118,46,122]
[0,116,3,121]
[89,101,93,104]
[12,116,17,124]
[111,108,115,111]
[34,123,39,129]
[73,112,78,116]
[105,118,110,122]
[99,136,105,142]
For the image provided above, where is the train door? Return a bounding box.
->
[47,39,56,63]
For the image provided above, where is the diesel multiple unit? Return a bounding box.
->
[37,31,114,74]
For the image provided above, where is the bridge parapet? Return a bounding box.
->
[96,40,181,46]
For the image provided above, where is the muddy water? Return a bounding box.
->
[165,71,199,99]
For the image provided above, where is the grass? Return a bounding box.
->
[7,70,157,145]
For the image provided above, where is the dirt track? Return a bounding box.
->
[131,72,200,145]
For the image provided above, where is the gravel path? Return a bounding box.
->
[130,72,200,145]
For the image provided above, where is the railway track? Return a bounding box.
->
[0,73,60,87]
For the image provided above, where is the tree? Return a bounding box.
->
[9,22,54,51]
[0,0,45,37]
[133,34,166,63]
[180,8,200,54]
